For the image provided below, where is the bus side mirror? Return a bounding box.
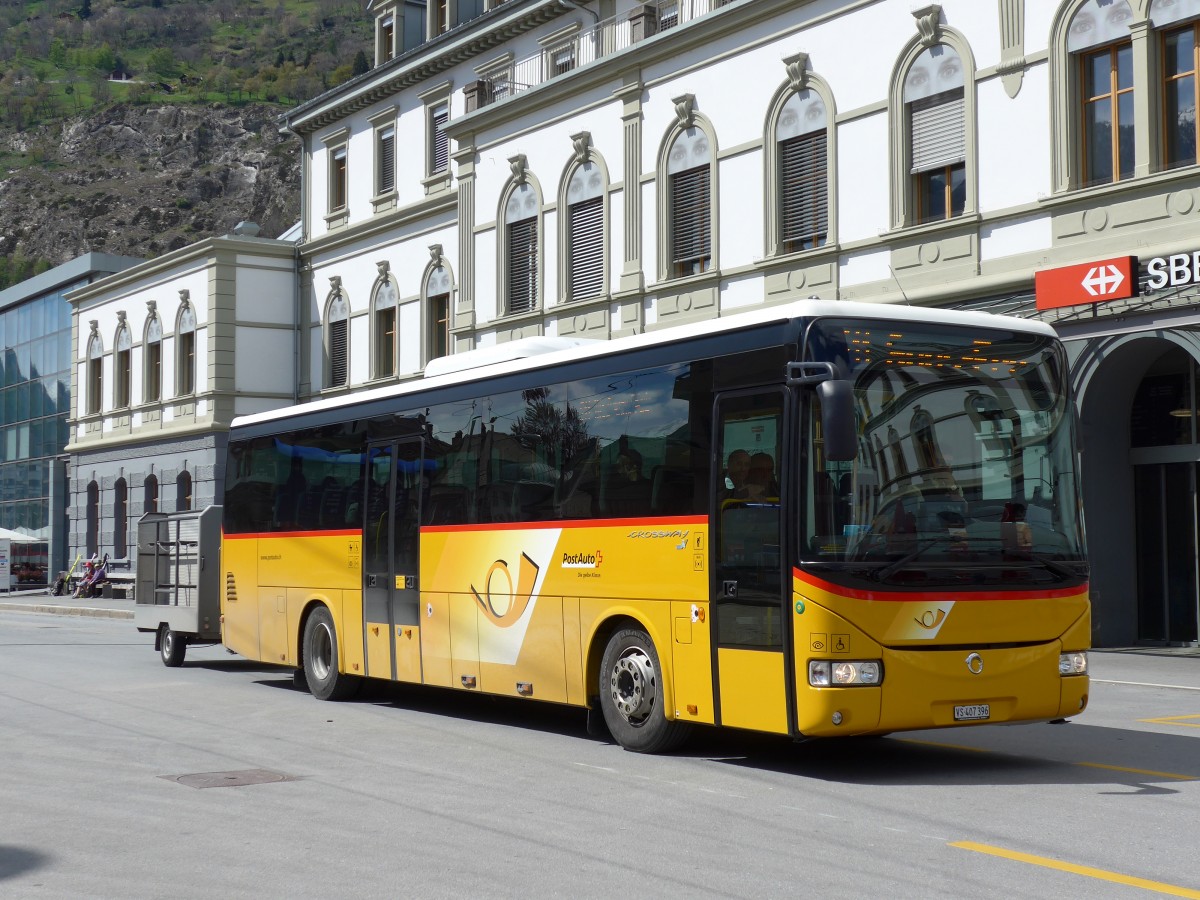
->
[818,380,857,462]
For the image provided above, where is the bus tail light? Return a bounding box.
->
[1059,652,1088,676]
[809,660,883,686]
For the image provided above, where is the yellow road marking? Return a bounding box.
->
[1140,714,1200,729]
[897,738,1195,781]
[951,842,1200,898]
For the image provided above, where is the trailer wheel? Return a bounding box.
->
[159,625,186,667]
[599,628,690,753]
[302,606,360,701]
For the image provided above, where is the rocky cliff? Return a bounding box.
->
[0,102,301,267]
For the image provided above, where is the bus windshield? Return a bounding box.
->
[802,318,1087,589]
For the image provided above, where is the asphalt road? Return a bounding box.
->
[2,609,1199,899]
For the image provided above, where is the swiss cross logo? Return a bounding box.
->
[1035,256,1137,310]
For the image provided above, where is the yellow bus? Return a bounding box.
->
[217,299,1089,752]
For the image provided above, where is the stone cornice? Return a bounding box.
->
[299,190,459,256]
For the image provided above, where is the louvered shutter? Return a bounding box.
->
[507,218,538,314]
[671,167,711,274]
[569,196,604,299]
[910,91,965,173]
[330,319,348,386]
[432,108,449,173]
[379,128,395,193]
[780,130,828,250]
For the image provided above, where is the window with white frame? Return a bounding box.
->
[114,323,132,409]
[176,304,196,396]
[329,144,348,214]
[144,315,162,403]
[565,162,604,300]
[87,333,103,415]
[905,43,966,223]
[430,103,449,175]
[377,125,396,195]
[426,265,452,362]
[373,277,399,378]
[327,291,349,388]
[505,183,540,314]
[380,13,396,63]
[776,89,829,252]
[667,127,712,278]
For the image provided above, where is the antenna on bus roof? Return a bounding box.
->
[887,265,912,305]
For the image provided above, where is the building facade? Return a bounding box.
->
[0,254,142,586]
[65,231,299,571]
[60,0,1200,645]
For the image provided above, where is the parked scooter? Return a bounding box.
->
[73,554,110,599]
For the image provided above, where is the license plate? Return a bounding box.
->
[954,704,990,721]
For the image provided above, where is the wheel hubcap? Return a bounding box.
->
[610,648,656,725]
[311,622,333,681]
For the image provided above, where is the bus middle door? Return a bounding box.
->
[362,439,423,683]
[712,391,791,735]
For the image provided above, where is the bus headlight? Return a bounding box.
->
[809,660,883,686]
[1059,652,1088,676]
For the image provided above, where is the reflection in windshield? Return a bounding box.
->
[802,319,1087,588]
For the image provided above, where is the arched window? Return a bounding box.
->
[665,124,714,278]
[86,332,103,415]
[144,313,162,403]
[176,303,196,395]
[86,480,99,556]
[373,275,399,378]
[114,323,132,409]
[1074,0,1136,183]
[176,471,192,512]
[504,181,541,315]
[425,263,453,363]
[564,161,606,300]
[114,478,127,558]
[904,43,966,223]
[144,474,159,514]
[770,84,831,254]
[326,286,349,388]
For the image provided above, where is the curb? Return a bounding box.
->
[0,603,134,620]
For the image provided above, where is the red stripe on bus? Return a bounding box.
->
[224,529,361,540]
[422,515,707,534]
[793,567,1087,603]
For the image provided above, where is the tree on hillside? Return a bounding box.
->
[79,0,92,20]
[351,50,368,77]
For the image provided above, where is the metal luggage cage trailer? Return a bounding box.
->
[134,506,223,667]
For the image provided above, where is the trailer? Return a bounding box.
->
[134,506,222,666]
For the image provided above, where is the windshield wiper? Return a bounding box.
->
[1008,550,1079,579]
[873,535,961,581]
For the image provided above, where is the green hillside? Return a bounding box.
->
[0,0,371,133]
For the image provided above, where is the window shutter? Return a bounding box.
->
[568,196,604,299]
[507,217,538,314]
[670,167,711,271]
[432,108,449,173]
[330,319,348,386]
[779,130,828,249]
[910,91,965,173]
[379,129,395,193]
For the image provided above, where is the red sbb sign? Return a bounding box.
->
[1035,256,1137,310]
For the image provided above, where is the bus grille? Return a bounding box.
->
[225,571,237,604]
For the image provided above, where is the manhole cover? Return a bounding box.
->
[162,769,296,789]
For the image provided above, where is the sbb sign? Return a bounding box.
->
[1035,256,1136,310]
[1145,251,1200,291]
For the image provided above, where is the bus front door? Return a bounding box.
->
[362,439,423,683]
[712,391,790,735]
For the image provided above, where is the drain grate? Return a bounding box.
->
[162,769,296,789]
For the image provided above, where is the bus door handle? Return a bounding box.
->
[721,580,738,599]
[367,574,378,588]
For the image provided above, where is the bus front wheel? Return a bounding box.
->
[599,628,689,753]
[302,606,361,701]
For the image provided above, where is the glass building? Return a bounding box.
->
[0,254,141,588]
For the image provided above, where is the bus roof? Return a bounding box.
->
[232,298,1056,431]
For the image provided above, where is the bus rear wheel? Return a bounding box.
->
[302,606,361,701]
[159,625,186,667]
[599,628,689,753]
